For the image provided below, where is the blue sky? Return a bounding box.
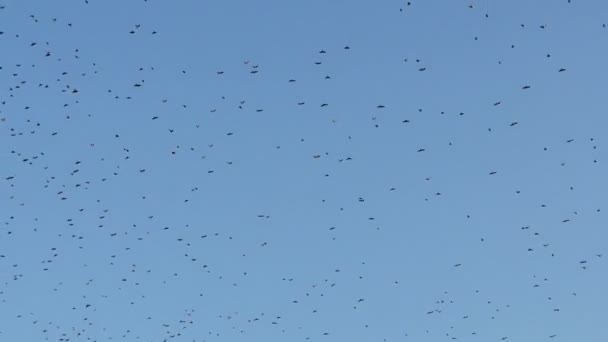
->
[1,0,607,341]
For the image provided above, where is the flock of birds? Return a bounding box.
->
[1,0,607,341]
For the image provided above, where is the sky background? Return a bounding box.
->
[1,0,607,341]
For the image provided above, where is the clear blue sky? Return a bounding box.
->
[1,0,607,341]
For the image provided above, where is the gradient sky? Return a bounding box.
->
[1,0,607,341]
